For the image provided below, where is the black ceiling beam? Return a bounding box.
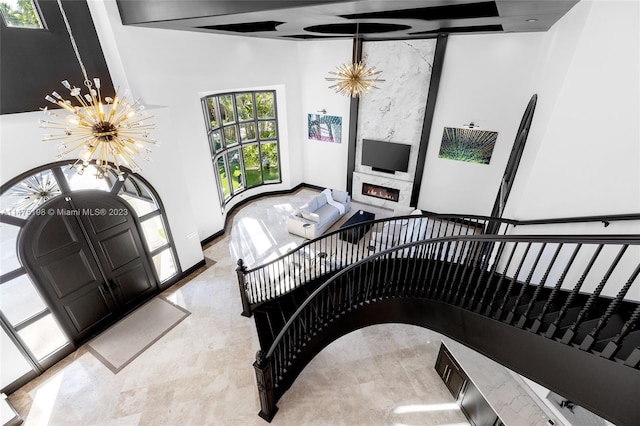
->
[1,0,113,115]
[339,1,499,21]
[116,0,346,25]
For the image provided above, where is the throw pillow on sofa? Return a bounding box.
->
[315,194,327,208]
[306,197,319,211]
[332,189,349,204]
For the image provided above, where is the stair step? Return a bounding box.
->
[599,330,640,362]
[515,300,551,329]
[576,314,626,350]
[544,306,584,338]
[557,308,611,343]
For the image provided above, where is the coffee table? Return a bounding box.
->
[339,210,375,243]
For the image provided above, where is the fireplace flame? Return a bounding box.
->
[362,183,399,202]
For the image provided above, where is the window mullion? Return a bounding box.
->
[12,309,50,332]
[0,268,26,285]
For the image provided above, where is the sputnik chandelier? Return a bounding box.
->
[40,0,156,179]
[325,24,384,97]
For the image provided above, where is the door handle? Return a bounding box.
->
[99,283,111,295]
[445,366,452,382]
[442,365,450,381]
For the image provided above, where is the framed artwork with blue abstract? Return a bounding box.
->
[308,114,342,144]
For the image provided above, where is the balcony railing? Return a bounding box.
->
[236,213,515,315]
[249,233,640,424]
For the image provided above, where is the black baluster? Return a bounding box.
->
[601,303,640,359]
[259,268,265,304]
[561,245,628,344]
[454,239,481,306]
[580,260,640,351]
[441,240,462,301]
[271,263,276,299]
[516,243,563,328]
[425,241,438,297]
[407,244,419,296]
[411,242,427,296]
[435,217,445,237]
[427,218,436,240]
[411,242,429,297]
[432,240,450,299]
[427,238,443,296]
[506,243,547,324]
[363,258,374,303]
[475,241,506,313]
[383,219,392,251]
[385,251,394,298]
[495,242,532,320]
[377,254,387,300]
[447,239,470,303]
[466,241,496,310]
[485,242,518,317]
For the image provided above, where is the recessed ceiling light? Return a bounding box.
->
[526,18,538,22]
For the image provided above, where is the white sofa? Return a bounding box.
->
[287,189,351,239]
[369,207,428,251]
[369,207,483,261]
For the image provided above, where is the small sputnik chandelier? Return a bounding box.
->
[325,24,384,97]
[40,0,156,179]
[326,59,384,97]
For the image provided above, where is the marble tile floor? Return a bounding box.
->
[9,189,470,426]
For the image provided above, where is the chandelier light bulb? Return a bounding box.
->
[41,80,156,179]
[326,56,384,97]
[40,0,156,179]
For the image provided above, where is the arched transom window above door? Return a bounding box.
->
[0,161,180,379]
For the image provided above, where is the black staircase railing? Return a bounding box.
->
[237,213,514,315]
[237,212,640,316]
[249,234,640,424]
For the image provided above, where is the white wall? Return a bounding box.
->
[297,40,352,190]
[0,0,317,272]
[418,32,546,215]
[2,0,638,269]
[506,0,640,220]
[413,0,640,300]
[87,0,306,244]
[0,108,205,279]
[418,0,639,222]
[501,1,640,301]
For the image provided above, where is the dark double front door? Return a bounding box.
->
[19,191,159,344]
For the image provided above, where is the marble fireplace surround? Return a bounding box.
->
[353,171,413,210]
[350,39,436,212]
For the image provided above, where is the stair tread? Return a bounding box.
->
[600,330,640,360]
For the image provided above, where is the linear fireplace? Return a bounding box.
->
[362,183,400,202]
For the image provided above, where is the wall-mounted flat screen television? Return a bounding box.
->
[362,139,411,173]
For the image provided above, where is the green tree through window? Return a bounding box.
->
[202,90,281,206]
[0,0,43,28]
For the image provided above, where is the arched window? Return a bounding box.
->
[202,90,282,207]
[0,161,180,391]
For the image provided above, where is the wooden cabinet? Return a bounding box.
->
[435,344,467,399]
[435,344,502,426]
[460,379,502,426]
